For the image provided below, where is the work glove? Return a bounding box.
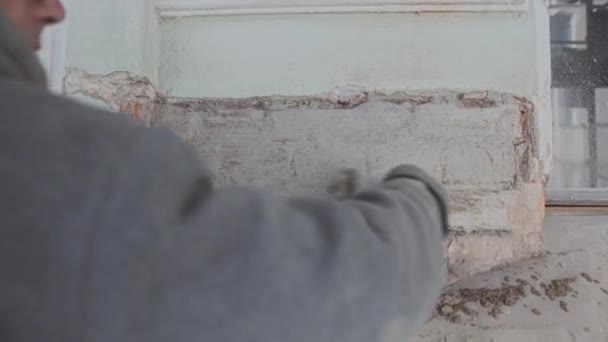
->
[327,165,449,236]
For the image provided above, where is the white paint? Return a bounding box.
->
[156,0,527,13]
[65,0,149,76]
[156,0,526,5]
[159,12,536,98]
[144,1,162,86]
[57,0,543,99]
[158,4,527,17]
[58,0,547,100]
[37,0,70,93]
[59,0,552,179]
[530,0,553,177]
[328,85,367,106]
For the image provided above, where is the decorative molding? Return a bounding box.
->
[156,0,528,18]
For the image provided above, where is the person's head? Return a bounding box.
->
[0,0,65,50]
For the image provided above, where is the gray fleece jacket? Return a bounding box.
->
[0,11,448,342]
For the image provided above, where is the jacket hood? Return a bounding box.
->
[0,10,47,88]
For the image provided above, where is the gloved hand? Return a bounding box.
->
[326,168,381,200]
[326,168,364,200]
[326,165,449,236]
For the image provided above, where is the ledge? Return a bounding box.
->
[156,0,527,17]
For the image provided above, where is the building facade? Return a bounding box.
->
[40,0,553,280]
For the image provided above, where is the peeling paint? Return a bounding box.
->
[447,231,544,281]
[64,70,533,128]
[328,85,368,108]
[448,228,512,238]
[449,189,484,213]
[446,183,546,281]
[447,233,516,280]
[512,97,540,186]
[154,89,542,191]
[62,71,548,280]
[162,89,530,114]
[383,93,434,113]
[507,183,545,234]
[458,91,497,108]
[63,68,164,127]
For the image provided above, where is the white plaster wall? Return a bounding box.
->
[158,11,536,98]
[53,0,552,278]
[53,0,552,181]
[52,0,551,177]
[530,0,553,180]
[64,0,149,76]
[55,0,549,99]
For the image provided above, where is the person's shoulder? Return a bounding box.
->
[0,77,206,178]
[0,78,136,131]
[0,78,158,161]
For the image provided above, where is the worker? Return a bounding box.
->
[0,1,448,341]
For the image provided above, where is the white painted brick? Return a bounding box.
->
[158,91,532,192]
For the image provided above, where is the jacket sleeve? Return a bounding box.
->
[100,127,448,342]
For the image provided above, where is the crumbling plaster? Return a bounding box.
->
[64,69,549,280]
